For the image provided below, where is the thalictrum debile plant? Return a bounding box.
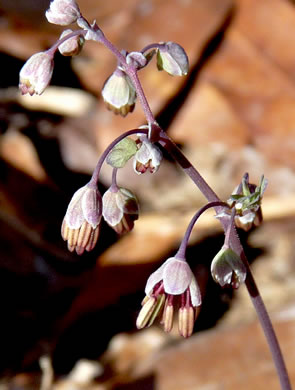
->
[19,1,292,389]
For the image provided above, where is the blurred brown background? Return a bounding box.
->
[0,0,295,389]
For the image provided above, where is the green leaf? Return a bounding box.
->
[106,137,137,168]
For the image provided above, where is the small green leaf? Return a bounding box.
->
[106,137,137,168]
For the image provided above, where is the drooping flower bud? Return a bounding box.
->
[133,135,162,174]
[61,183,102,255]
[58,29,85,56]
[136,256,201,337]
[102,186,139,234]
[228,174,267,231]
[211,247,247,289]
[19,52,54,96]
[101,69,136,117]
[157,42,189,76]
[46,0,81,26]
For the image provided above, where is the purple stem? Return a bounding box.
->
[228,223,292,390]
[78,17,157,127]
[110,168,118,190]
[177,201,229,259]
[159,130,291,390]
[46,29,86,57]
[89,128,148,186]
[126,67,157,126]
[76,17,291,389]
[141,42,165,54]
[158,131,220,204]
[224,208,236,248]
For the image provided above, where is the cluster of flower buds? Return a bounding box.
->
[101,42,189,115]
[136,256,201,338]
[61,180,140,253]
[60,131,162,255]
[228,174,267,231]
[19,0,262,342]
[18,0,189,114]
[18,0,86,96]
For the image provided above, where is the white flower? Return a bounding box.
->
[145,257,201,307]
[137,256,201,337]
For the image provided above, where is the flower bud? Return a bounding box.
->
[228,174,267,232]
[133,135,162,174]
[102,186,139,234]
[211,247,247,289]
[19,52,54,96]
[46,0,81,26]
[61,183,102,255]
[157,42,189,76]
[58,29,85,56]
[101,69,136,117]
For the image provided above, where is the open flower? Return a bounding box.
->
[46,0,81,26]
[61,183,102,255]
[136,256,201,338]
[19,52,54,96]
[133,135,162,174]
[211,247,247,289]
[102,186,139,234]
[102,68,136,117]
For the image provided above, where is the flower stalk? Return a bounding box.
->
[20,2,292,387]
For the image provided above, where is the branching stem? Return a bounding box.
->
[56,14,291,390]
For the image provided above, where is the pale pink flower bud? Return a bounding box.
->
[133,135,162,175]
[211,247,247,289]
[102,186,139,234]
[46,0,81,26]
[157,42,189,76]
[137,256,201,337]
[101,69,136,117]
[19,52,54,96]
[58,29,85,56]
[61,183,102,255]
